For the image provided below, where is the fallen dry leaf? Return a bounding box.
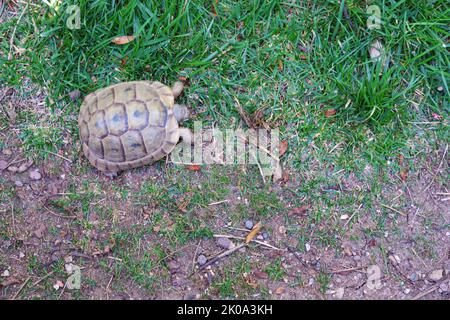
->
[275,286,285,295]
[288,204,311,216]
[243,274,258,289]
[245,222,262,244]
[278,60,283,72]
[111,36,135,45]
[186,164,201,171]
[279,140,288,157]
[211,0,218,16]
[324,109,337,117]
[400,168,408,182]
[1,276,20,287]
[253,270,269,279]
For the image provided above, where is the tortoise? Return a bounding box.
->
[78,81,193,174]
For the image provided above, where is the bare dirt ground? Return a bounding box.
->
[0,84,449,300]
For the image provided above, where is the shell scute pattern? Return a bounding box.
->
[78,81,179,172]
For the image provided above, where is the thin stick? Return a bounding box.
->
[191,240,202,273]
[0,88,12,119]
[344,203,363,227]
[380,203,407,216]
[43,205,77,219]
[58,282,66,299]
[422,144,448,193]
[32,271,55,287]
[213,234,283,251]
[331,265,367,274]
[412,285,438,300]
[225,226,249,233]
[284,242,308,268]
[191,243,246,276]
[208,199,229,206]
[10,201,15,235]
[8,2,28,60]
[46,151,73,163]
[12,276,30,300]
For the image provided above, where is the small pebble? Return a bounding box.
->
[14,180,23,187]
[197,254,207,266]
[438,282,448,293]
[217,237,234,249]
[68,89,81,101]
[245,220,253,230]
[0,160,8,170]
[29,170,42,180]
[429,269,444,281]
[256,235,264,241]
[1,270,10,277]
[262,232,269,240]
[437,86,443,92]
[305,243,311,252]
[408,272,418,282]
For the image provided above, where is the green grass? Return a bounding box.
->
[1,1,448,162]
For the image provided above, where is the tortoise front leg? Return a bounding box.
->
[173,104,191,122]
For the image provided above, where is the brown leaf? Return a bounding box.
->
[400,168,408,182]
[111,36,135,45]
[288,204,311,216]
[243,274,258,289]
[275,286,285,294]
[253,270,269,279]
[245,222,262,244]
[279,140,288,157]
[278,60,283,72]
[398,154,404,166]
[324,109,337,117]
[211,0,218,16]
[186,164,201,171]
[177,192,193,213]
[1,276,20,287]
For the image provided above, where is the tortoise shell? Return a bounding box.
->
[78,81,179,172]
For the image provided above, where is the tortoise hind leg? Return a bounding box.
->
[178,128,194,145]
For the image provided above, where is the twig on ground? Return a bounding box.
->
[208,199,229,206]
[12,276,30,300]
[31,271,55,287]
[191,243,247,277]
[421,144,448,194]
[191,240,202,273]
[344,203,363,227]
[213,234,284,251]
[284,242,308,268]
[412,285,438,300]
[381,203,407,216]
[42,205,77,219]
[8,2,28,60]
[331,265,367,274]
